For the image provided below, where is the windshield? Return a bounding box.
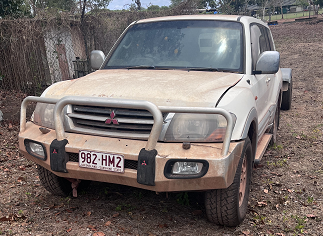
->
[104,20,243,72]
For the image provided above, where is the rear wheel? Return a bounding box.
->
[205,137,252,226]
[38,165,72,196]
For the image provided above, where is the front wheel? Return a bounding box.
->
[38,165,72,196]
[205,137,253,227]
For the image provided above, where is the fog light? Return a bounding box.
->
[164,159,209,179]
[172,162,203,175]
[30,142,45,156]
[24,139,47,160]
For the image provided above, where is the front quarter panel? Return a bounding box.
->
[217,83,257,141]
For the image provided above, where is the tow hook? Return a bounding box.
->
[66,178,81,197]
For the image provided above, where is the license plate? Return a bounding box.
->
[79,150,124,173]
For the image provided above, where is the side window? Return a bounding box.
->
[250,24,272,70]
[259,26,271,52]
[265,28,274,50]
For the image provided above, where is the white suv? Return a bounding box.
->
[19,15,292,226]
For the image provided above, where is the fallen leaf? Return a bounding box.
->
[19,166,26,171]
[4,168,9,172]
[112,213,120,218]
[275,233,285,236]
[264,189,269,194]
[86,211,91,216]
[93,232,105,236]
[0,215,13,222]
[287,189,293,193]
[242,230,250,235]
[257,201,267,207]
[0,214,26,222]
[66,228,72,233]
[104,221,111,226]
[8,123,13,129]
[17,177,25,182]
[306,214,316,218]
[118,226,126,231]
[87,225,97,231]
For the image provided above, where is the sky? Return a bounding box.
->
[108,0,172,10]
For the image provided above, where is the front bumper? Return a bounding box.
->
[19,122,244,192]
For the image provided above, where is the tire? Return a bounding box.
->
[281,79,292,110]
[205,137,253,227]
[38,165,72,196]
[269,103,280,146]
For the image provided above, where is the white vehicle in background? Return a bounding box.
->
[19,15,292,226]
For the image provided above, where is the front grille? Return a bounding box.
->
[67,105,160,139]
[68,152,138,170]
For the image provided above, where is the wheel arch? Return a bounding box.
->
[281,68,292,92]
[241,108,258,161]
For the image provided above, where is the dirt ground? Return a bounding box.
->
[1,20,323,236]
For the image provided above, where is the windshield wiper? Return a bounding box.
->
[186,67,219,72]
[126,65,155,69]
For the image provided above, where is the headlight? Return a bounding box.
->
[32,103,55,129]
[163,113,236,142]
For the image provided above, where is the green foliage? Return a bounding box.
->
[31,0,75,11]
[218,0,245,14]
[296,0,309,7]
[307,196,314,204]
[147,5,160,11]
[291,215,306,233]
[0,0,31,18]
[313,0,323,6]
[171,0,216,8]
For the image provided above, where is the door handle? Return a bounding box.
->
[266,78,271,84]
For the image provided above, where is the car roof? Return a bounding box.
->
[137,15,240,23]
[135,15,269,29]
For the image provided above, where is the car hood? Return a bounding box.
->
[44,69,243,107]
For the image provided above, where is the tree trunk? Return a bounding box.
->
[309,5,311,18]
[281,4,283,19]
[81,0,86,22]
[135,0,141,10]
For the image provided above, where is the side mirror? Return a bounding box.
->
[255,51,280,74]
[90,50,105,70]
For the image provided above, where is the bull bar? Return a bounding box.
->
[20,96,234,156]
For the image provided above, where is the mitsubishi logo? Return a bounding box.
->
[105,111,119,125]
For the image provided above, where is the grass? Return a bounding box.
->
[263,9,323,21]
[291,215,307,233]
[307,196,314,204]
